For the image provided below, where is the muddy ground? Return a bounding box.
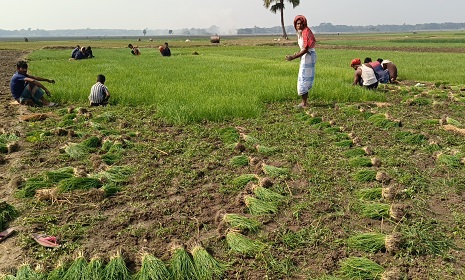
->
[1,47,465,279]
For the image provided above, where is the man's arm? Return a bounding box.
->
[24,77,54,96]
[353,68,362,86]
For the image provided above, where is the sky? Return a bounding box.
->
[1,0,464,33]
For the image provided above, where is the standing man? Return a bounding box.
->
[285,15,317,108]
[88,74,110,106]
[10,60,56,106]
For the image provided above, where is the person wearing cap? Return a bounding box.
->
[350,58,378,90]
[9,60,57,106]
[285,15,317,108]
[377,58,398,83]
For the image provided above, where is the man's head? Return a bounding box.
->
[164,42,169,47]
[364,57,372,63]
[16,61,28,74]
[377,58,383,63]
[97,74,106,84]
[293,15,308,31]
[128,44,133,49]
[350,58,361,69]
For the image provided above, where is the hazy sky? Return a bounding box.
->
[1,0,463,32]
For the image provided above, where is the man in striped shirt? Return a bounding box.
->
[88,74,110,106]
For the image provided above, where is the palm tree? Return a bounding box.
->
[263,0,300,39]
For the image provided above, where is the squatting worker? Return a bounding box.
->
[88,74,110,106]
[350,58,378,90]
[285,15,317,109]
[9,60,57,106]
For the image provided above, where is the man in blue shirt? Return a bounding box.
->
[9,61,57,106]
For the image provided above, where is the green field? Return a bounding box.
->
[1,32,465,279]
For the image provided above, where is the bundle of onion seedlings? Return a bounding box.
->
[358,202,391,219]
[103,251,131,280]
[16,177,51,198]
[349,157,373,168]
[191,244,227,279]
[367,113,400,129]
[334,139,353,148]
[15,263,43,280]
[57,177,102,193]
[355,188,382,201]
[255,145,280,156]
[0,201,18,230]
[226,230,265,256]
[97,166,133,184]
[244,195,278,215]
[46,260,67,280]
[231,174,258,189]
[84,256,104,280]
[353,169,377,182]
[44,167,74,183]
[133,253,170,280]
[229,155,249,167]
[436,153,463,168]
[337,257,385,280]
[261,163,290,178]
[223,213,261,233]
[81,136,101,148]
[251,184,285,204]
[170,245,197,280]
[347,233,387,253]
[64,143,90,160]
[239,133,260,145]
[62,251,88,280]
[344,147,367,158]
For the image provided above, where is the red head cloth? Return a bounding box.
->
[351,58,361,67]
[294,15,308,30]
[294,15,316,49]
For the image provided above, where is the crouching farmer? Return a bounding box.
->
[10,61,56,106]
[89,74,110,106]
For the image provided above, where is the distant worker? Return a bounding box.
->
[10,60,57,106]
[159,42,171,56]
[365,57,389,84]
[71,45,80,59]
[377,58,398,83]
[69,47,86,60]
[85,46,95,58]
[350,58,378,90]
[128,44,141,55]
[88,74,110,106]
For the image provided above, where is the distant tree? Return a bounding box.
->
[263,0,300,39]
[143,28,147,36]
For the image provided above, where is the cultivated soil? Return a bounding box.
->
[1,47,465,279]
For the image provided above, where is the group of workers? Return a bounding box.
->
[128,42,171,57]
[70,45,94,60]
[350,57,398,89]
